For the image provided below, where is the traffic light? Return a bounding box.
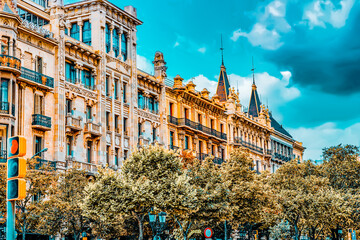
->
[7,136,26,159]
[7,136,27,201]
[7,158,26,180]
[7,179,26,201]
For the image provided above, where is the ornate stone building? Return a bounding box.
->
[0,0,303,174]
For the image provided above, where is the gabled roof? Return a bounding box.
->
[248,84,261,117]
[216,64,231,102]
[269,112,293,138]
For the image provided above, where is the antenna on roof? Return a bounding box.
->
[251,56,256,85]
[220,34,224,65]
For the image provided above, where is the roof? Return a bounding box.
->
[269,113,293,138]
[248,84,261,117]
[216,65,231,102]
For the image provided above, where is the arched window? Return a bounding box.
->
[70,23,79,40]
[105,24,111,53]
[82,20,91,45]
[121,33,127,61]
[113,28,119,57]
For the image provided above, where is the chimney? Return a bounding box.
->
[173,75,184,88]
[124,6,137,18]
[152,51,167,78]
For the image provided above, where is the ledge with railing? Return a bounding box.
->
[273,152,292,162]
[169,145,179,151]
[212,157,224,165]
[233,137,264,154]
[65,114,82,131]
[0,102,9,114]
[168,115,227,140]
[32,114,51,130]
[85,121,101,136]
[20,67,54,88]
[196,153,209,161]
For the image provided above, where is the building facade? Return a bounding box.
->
[0,0,304,175]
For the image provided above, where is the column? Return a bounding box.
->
[78,20,83,42]
[109,24,114,56]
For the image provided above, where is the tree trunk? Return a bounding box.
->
[22,218,26,240]
[294,224,299,240]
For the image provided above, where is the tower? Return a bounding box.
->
[248,58,261,117]
[153,51,167,78]
[215,35,231,102]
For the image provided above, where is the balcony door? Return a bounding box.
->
[34,136,43,158]
[34,94,44,115]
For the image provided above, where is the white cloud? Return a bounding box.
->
[303,0,355,28]
[136,55,153,74]
[289,121,360,160]
[197,47,206,53]
[231,0,291,50]
[174,41,180,47]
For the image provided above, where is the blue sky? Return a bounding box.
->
[66,0,360,160]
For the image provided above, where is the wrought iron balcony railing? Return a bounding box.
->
[0,102,9,114]
[32,114,52,129]
[21,67,54,88]
[196,153,209,160]
[169,145,179,151]
[0,150,7,163]
[233,137,264,154]
[273,152,292,162]
[213,157,224,165]
[168,115,227,140]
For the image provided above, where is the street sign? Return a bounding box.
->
[204,228,213,238]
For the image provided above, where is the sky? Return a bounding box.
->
[65,0,360,160]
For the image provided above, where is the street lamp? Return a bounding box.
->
[148,211,167,240]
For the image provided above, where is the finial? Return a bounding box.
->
[251,56,256,85]
[220,34,224,66]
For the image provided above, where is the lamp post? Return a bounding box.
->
[148,211,167,240]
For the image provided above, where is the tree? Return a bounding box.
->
[222,148,274,232]
[174,156,228,240]
[36,167,91,239]
[83,144,195,240]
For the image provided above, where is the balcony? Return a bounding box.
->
[196,153,209,160]
[84,121,101,137]
[34,159,56,171]
[241,141,263,154]
[213,157,224,165]
[273,152,291,162]
[65,115,82,132]
[168,115,227,141]
[0,150,7,163]
[20,67,54,89]
[0,55,21,76]
[66,156,97,175]
[169,145,179,151]
[0,102,9,114]
[32,114,51,131]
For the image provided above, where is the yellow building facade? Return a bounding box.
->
[0,0,304,174]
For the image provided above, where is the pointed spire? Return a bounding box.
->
[220,34,224,66]
[248,57,261,117]
[215,35,231,102]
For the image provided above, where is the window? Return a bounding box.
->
[34,94,44,115]
[124,150,128,160]
[169,103,173,116]
[210,119,214,129]
[198,113,202,124]
[121,33,127,61]
[82,69,94,90]
[114,79,118,99]
[138,92,144,109]
[149,97,155,112]
[113,28,119,57]
[31,0,47,7]
[123,83,127,102]
[185,136,189,150]
[106,146,110,165]
[106,112,110,131]
[152,127,156,142]
[0,79,8,104]
[105,24,111,53]
[106,77,110,96]
[1,37,9,55]
[82,20,91,45]
[115,148,119,166]
[66,136,72,157]
[155,101,159,114]
[86,106,92,121]
[34,136,42,157]
[36,56,43,74]
[138,123,142,137]
[70,23,80,40]
[184,108,189,119]
[123,118,127,134]
[220,123,224,133]
[66,99,72,114]
[115,115,119,132]
[87,141,92,163]
[18,8,49,27]
[65,62,76,83]
[212,145,215,155]
[170,131,174,147]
